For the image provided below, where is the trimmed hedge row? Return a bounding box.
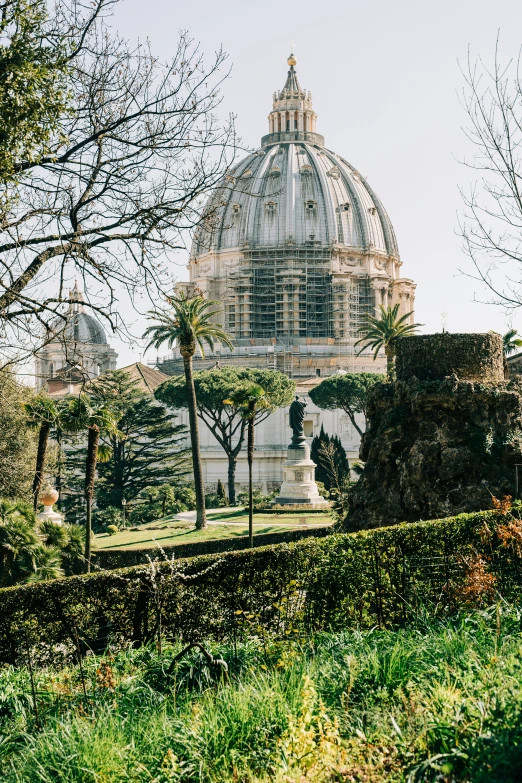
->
[94,525,331,570]
[1,509,521,667]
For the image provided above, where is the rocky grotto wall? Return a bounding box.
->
[346,332,522,531]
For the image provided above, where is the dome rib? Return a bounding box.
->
[194,142,398,255]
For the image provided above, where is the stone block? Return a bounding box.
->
[396,332,504,382]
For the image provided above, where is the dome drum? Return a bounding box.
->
[261,130,325,148]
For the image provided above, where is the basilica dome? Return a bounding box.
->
[178,55,415,376]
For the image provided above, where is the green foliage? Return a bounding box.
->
[65,370,191,510]
[155,366,295,504]
[0,369,38,499]
[0,499,83,586]
[106,525,119,536]
[0,0,71,190]
[23,393,59,429]
[157,366,295,417]
[2,610,522,781]
[503,329,522,356]
[355,304,422,374]
[145,290,234,359]
[1,508,521,667]
[94,507,124,533]
[216,479,228,504]
[146,292,234,530]
[204,492,228,509]
[309,372,384,436]
[129,484,197,525]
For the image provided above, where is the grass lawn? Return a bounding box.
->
[2,607,521,782]
[94,507,332,550]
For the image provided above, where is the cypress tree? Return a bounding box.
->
[311,427,349,490]
[311,425,331,487]
[216,479,228,504]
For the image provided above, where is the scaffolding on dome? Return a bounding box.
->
[223,244,374,349]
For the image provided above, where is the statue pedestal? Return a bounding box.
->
[272,436,330,508]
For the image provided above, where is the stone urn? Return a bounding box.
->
[37,485,64,524]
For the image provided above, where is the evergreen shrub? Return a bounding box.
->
[1,509,521,667]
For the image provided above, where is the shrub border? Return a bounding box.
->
[1,509,520,667]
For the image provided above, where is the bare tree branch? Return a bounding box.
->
[458,36,522,310]
[0,0,239,365]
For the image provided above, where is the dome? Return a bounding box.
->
[185,55,415,350]
[62,311,108,344]
[50,282,108,345]
[192,144,398,257]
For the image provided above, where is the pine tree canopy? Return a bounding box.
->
[155,366,295,504]
[64,370,190,510]
[309,373,385,437]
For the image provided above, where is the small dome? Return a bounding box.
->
[49,311,108,345]
[64,312,107,344]
[50,283,108,345]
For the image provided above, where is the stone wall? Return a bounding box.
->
[346,333,522,530]
[395,332,504,383]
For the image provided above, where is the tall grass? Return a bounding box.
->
[1,607,522,781]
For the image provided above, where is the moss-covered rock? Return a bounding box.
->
[346,334,522,530]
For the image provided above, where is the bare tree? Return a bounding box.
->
[0,0,237,364]
[459,39,522,309]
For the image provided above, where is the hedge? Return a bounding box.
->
[1,509,521,667]
[94,525,331,570]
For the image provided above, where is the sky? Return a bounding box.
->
[107,0,522,366]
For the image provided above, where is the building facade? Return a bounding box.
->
[155,54,417,493]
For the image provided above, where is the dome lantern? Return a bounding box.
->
[266,55,319,146]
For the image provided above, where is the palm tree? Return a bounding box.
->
[145,290,234,530]
[24,394,60,511]
[0,500,65,585]
[60,395,118,572]
[503,329,522,356]
[355,304,422,376]
[224,383,271,548]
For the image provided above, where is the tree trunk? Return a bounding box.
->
[183,355,206,529]
[32,422,51,511]
[385,346,395,377]
[55,428,62,511]
[228,455,237,506]
[247,416,254,548]
[84,425,100,573]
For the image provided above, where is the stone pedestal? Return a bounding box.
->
[273,435,330,507]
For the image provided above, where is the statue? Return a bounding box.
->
[289,395,306,437]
